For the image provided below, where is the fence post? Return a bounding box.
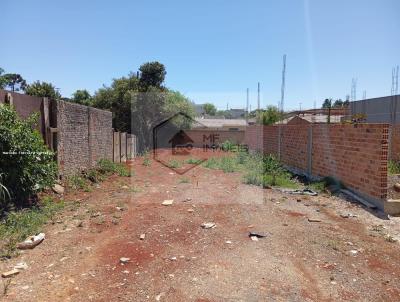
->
[278,125,282,160]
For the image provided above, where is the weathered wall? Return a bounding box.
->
[350,95,400,124]
[56,101,113,176]
[245,123,389,207]
[88,107,113,166]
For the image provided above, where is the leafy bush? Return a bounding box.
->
[0,197,64,258]
[221,140,234,151]
[0,104,57,209]
[389,160,400,175]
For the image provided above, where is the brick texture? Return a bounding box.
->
[391,124,400,161]
[245,123,389,205]
[57,101,113,176]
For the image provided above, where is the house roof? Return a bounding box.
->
[193,118,247,128]
[279,114,343,124]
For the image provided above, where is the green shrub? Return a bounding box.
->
[0,197,64,258]
[97,159,131,177]
[389,160,400,175]
[185,158,203,165]
[0,104,57,209]
[221,140,234,151]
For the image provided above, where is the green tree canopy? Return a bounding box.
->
[256,106,281,125]
[139,61,166,90]
[0,73,27,92]
[25,81,61,99]
[71,89,93,106]
[203,103,217,116]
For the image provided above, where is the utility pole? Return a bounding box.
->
[351,78,357,102]
[362,90,367,100]
[246,88,249,122]
[257,82,260,111]
[280,54,287,121]
[392,65,399,95]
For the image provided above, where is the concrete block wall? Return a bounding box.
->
[88,107,113,166]
[57,100,113,176]
[245,123,389,207]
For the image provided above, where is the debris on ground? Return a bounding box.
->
[248,231,267,238]
[52,184,65,195]
[121,185,129,189]
[139,234,146,240]
[340,213,357,218]
[91,212,101,218]
[184,197,192,202]
[116,206,125,211]
[14,262,28,271]
[2,269,20,278]
[17,233,45,250]
[187,208,194,213]
[119,257,130,264]
[250,236,259,241]
[155,292,165,301]
[307,218,322,222]
[393,183,400,192]
[201,222,216,229]
[279,188,318,196]
[162,199,174,206]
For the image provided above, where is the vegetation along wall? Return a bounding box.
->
[245,123,389,208]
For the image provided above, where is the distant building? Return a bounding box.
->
[279,114,343,125]
[349,95,400,124]
[193,118,247,131]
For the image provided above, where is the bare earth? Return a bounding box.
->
[1,156,400,301]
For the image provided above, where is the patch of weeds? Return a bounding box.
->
[371,224,385,233]
[179,177,190,184]
[185,158,203,165]
[308,180,327,192]
[384,234,398,243]
[168,159,182,169]
[221,140,235,151]
[0,196,64,259]
[143,152,151,166]
[66,175,90,191]
[129,185,142,193]
[388,160,400,175]
[326,240,340,251]
[203,156,240,173]
[97,159,132,177]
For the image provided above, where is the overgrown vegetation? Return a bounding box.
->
[203,152,298,188]
[185,158,203,165]
[0,104,57,211]
[389,160,400,175]
[0,197,64,258]
[66,159,132,191]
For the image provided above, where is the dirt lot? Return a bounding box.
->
[1,154,400,301]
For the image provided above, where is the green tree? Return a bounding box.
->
[0,104,57,209]
[25,81,61,99]
[71,89,93,106]
[139,61,166,90]
[0,73,27,92]
[0,68,5,89]
[203,103,217,116]
[322,98,332,109]
[333,99,344,108]
[256,106,280,125]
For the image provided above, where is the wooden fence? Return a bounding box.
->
[113,131,138,163]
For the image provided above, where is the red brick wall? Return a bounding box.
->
[312,124,388,201]
[280,125,309,172]
[391,125,400,161]
[245,123,389,204]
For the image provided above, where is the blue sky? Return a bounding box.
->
[1,0,399,111]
